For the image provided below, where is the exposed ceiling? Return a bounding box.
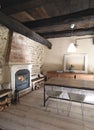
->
[0,0,94,39]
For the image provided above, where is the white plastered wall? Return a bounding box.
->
[43,35,94,73]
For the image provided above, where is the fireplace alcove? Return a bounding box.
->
[10,64,32,97]
[15,69,30,92]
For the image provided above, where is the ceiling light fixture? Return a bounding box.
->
[67,23,78,53]
[70,23,75,29]
[67,43,77,53]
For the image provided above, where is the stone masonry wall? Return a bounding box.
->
[0,24,10,83]
[0,25,45,86]
[9,32,45,77]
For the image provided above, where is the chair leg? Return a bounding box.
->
[56,98,60,113]
[67,100,72,116]
[45,98,50,111]
[81,102,84,120]
[46,98,61,113]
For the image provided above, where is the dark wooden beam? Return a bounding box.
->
[0,0,51,15]
[41,27,94,38]
[23,8,94,28]
[23,8,94,38]
[28,15,94,34]
[0,11,52,49]
[0,0,31,15]
[0,0,29,8]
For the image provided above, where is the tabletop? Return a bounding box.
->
[45,77,94,90]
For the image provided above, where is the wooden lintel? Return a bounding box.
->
[0,11,52,49]
[41,27,94,38]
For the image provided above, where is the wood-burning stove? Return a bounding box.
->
[15,69,30,91]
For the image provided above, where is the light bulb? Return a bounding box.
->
[70,24,75,29]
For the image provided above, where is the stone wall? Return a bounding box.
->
[0,25,45,85]
[9,32,45,76]
[0,24,10,83]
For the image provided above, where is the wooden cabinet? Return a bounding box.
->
[47,71,94,81]
[76,73,94,81]
[47,71,58,79]
[58,73,74,79]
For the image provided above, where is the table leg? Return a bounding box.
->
[44,85,46,106]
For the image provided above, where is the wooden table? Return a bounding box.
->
[44,78,94,106]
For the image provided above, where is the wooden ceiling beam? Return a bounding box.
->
[28,15,94,33]
[0,0,29,8]
[23,8,94,27]
[41,27,94,38]
[23,8,94,38]
[0,11,52,49]
[0,0,50,15]
[0,0,33,15]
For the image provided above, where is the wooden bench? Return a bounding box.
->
[0,89,12,98]
[32,77,44,90]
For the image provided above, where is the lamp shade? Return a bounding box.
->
[67,43,76,53]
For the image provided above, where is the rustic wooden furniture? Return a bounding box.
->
[32,77,44,90]
[46,71,94,81]
[0,89,11,98]
[44,77,94,107]
[0,89,12,111]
